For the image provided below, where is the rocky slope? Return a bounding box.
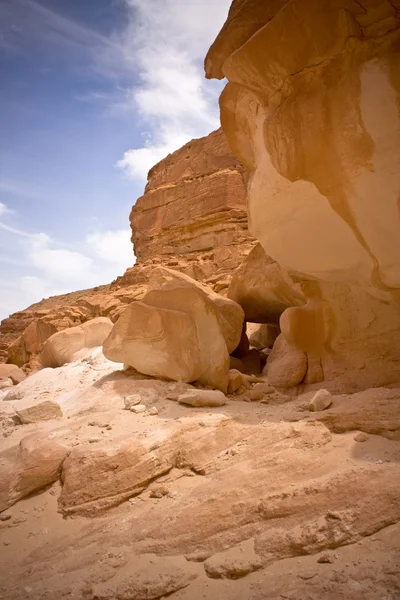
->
[1,347,399,599]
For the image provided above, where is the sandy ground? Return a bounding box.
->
[0,349,399,600]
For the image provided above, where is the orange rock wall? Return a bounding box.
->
[130,128,253,263]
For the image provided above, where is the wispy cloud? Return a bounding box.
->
[0,178,46,201]
[113,0,231,180]
[0,202,15,218]
[0,202,134,321]
[0,0,118,53]
[0,0,230,180]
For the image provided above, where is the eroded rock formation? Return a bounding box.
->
[1,4,400,598]
[206,0,400,392]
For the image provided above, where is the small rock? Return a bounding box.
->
[0,513,12,521]
[354,432,369,443]
[204,539,264,579]
[3,389,24,402]
[88,437,102,444]
[248,389,265,401]
[227,370,248,394]
[124,394,142,409]
[308,389,332,412]
[3,540,10,546]
[10,370,26,385]
[178,389,227,407]
[16,400,62,424]
[150,486,170,498]
[0,378,13,391]
[185,551,211,562]
[148,407,159,415]
[317,553,336,564]
[130,404,147,414]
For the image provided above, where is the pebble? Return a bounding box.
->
[0,513,11,521]
[88,437,102,444]
[317,553,336,564]
[148,407,159,415]
[124,395,142,409]
[354,432,369,442]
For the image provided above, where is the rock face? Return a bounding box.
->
[130,128,254,271]
[206,0,400,391]
[228,243,305,323]
[145,267,245,354]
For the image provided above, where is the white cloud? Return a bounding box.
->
[0,222,135,322]
[28,233,94,281]
[114,0,231,181]
[116,126,193,180]
[0,202,14,218]
[86,229,135,270]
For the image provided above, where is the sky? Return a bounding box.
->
[0,0,230,321]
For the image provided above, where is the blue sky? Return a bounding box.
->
[0,0,230,321]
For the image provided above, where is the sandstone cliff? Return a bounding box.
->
[131,128,251,263]
[206,0,400,392]
[123,127,255,285]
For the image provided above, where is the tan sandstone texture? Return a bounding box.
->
[206,0,400,392]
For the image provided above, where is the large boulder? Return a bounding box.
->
[264,334,307,388]
[146,267,245,353]
[247,323,280,350]
[103,278,231,392]
[207,0,400,391]
[0,433,69,512]
[40,317,113,368]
